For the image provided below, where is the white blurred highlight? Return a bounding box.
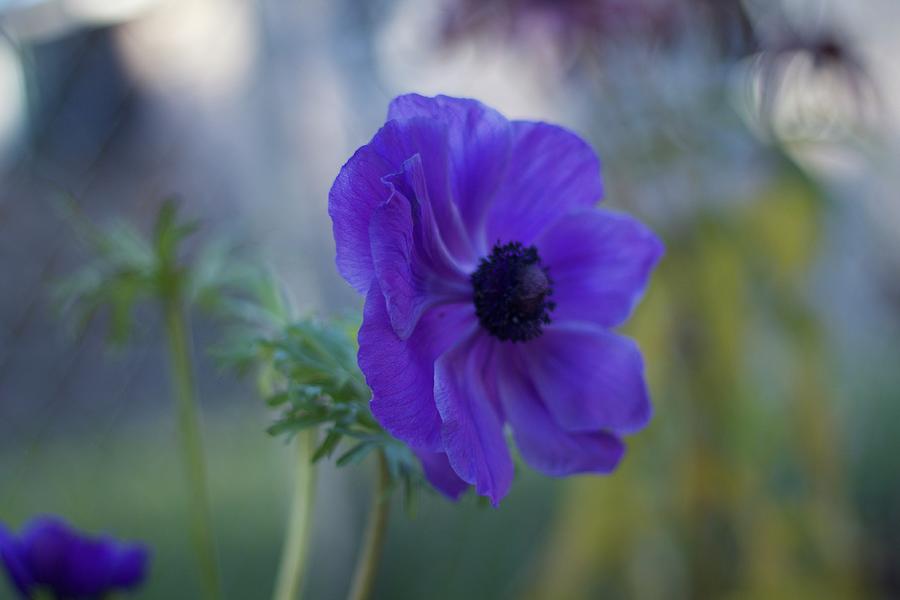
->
[114,0,254,99]
[63,0,157,25]
[377,0,560,124]
[0,35,26,175]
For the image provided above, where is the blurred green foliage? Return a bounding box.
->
[527,157,862,599]
[0,414,564,600]
[53,200,263,344]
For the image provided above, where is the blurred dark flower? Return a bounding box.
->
[751,25,873,128]
[0,516,149,599]
[441,0,756,60]
[760,25,863,74]
[329,94,662,504]
[443,0,673,42]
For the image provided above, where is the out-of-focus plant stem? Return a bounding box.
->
[272,429,318,600]
[347,451,391,600]
[163,299,221,600]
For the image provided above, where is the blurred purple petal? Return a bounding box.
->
[1,516,149,599]
[20,517,72,589]
[0,523,33,597]
[110,544,150,588]
[59,536,118,597]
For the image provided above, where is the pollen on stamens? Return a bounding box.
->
[471,241,555,342]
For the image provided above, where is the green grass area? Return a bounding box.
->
[0,410,559,599]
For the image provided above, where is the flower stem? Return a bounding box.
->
[272,429,318,600]
[347,452,391,600]
[163,301,221,600]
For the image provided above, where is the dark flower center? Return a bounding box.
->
[471,242,555,342]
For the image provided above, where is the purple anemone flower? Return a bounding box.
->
[0,516,149,599]
[330,94,663,505]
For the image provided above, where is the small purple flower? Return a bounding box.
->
[0,516,149,599]
[330,94,663,505]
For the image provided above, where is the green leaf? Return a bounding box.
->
[312,431,342,462]
[264,391,292,408]
[336,442,377,467]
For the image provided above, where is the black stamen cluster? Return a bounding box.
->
[471,242,555,342]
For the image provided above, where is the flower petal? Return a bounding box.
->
[0,523,33,597]
[359,280,475,452]
[5,518,147,598]
[434,335,514,506]
[330,117,475,294]
[20,517,71,588]
[329,142,395,295]
[110,544,148,588]
[536,209,663,328]
[388,94,512,253]
[59,536,118,597]
[369,191,424,339]
[522,323,652,434]
[485,121,603,246]
[497,351,625,476]
[371,117,476,266]
[413,448,471,500]
[370,156,471,339]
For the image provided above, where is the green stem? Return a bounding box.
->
[346,452,391,600]
[272,429,318,600]
[163,301,221,600]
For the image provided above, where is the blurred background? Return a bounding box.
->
[1,0,898,598]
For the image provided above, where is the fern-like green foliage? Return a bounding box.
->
[221,314,423,507]
[56,198,426,505]
[54,199,265,344]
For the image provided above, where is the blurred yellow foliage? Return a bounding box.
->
[527,159,862,600]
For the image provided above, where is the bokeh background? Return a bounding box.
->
[1,0,899,598]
